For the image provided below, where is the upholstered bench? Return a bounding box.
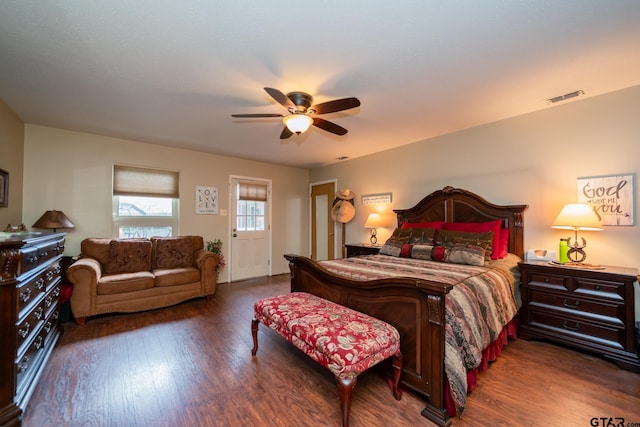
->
[251,292,402,427]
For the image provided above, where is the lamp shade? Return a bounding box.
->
[282,114,313,134]
[551,203,603,231]
[32,210,75,231]
[364,213,385,228]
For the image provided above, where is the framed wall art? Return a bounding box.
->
[577,173,634,226]
[195,186,219,214]
[0,169,8,208]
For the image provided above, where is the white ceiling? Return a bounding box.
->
[1,1,640,169]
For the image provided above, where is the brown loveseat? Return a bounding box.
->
[67,235,219,325]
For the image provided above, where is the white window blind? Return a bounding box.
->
[238,182,267,201]
[113,165,179,198]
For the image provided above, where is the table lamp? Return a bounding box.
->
[364,213,385,245]
[551,203,602,263]
[32,210,75,232]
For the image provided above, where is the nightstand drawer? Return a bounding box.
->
[528,309,626,349]
[527,289,625,324]
[574,277,625,301]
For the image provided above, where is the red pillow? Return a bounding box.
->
[441,220,502,259]
[496,228,509,258]
[401,221,445,229]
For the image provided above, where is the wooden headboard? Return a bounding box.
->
[393,186,528,259]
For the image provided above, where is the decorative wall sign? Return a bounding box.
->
[577,174,634,226]
[195,186,219,214]
[0,169,7,208]
[361,192,392,205]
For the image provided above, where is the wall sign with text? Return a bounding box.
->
[195,186,219,214]
[577,174,634,226]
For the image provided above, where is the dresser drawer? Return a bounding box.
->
[527,289,626,324]
[528,308,626,349]
[17,270,47,315]
[15,330,47,398]
[16,300,46,352]
[19,247,40,276]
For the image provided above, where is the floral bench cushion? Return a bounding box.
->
[253,292,400,379]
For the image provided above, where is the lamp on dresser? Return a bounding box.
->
[551,203,602,263]
[32,210,75,232]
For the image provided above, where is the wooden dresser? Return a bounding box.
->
[0,232,66,426]
[519,260,640,373]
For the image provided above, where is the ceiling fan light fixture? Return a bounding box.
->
[283,114,313,135]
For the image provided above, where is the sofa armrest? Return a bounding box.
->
[67,258,102,320]
[194,249,219,294]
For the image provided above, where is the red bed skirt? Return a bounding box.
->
[445,314,519,417]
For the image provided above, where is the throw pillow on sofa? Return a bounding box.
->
[152,236,194,269]
[105,239,153,274]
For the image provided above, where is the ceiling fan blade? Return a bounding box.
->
[280,126,293,139]
[311,97,360,114]
[312,118,348,136]
[231,113,284,118]
[264,87,295,109]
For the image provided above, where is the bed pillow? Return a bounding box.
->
[435,229,494,260]
[379,235,410,257]
[441,220,502,259]
[401,221,445,230]
[496,228,509,258]
[431,243,486,266]
[407,227,437,245]
[410,244,434,260]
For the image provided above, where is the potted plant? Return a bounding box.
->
[205,238,226,278]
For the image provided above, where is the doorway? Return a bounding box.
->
[310,181,336,260]
[229,176,271,281]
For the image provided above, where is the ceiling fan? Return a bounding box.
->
[231,87,361,139]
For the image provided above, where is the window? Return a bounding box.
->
[236,182,267,231]
[112,165,179,238]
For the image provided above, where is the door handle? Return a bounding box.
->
[233,233,237,237]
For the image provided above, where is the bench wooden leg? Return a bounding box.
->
[391,351,403,400]
[251,319,259,356]
[337,376,357,427]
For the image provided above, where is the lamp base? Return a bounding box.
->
[369,229,377,245]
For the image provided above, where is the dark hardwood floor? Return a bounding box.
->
[23,274,640,426]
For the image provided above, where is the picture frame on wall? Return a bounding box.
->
[577,173,634,226]
[195,185,219,214]
[0,169,8,208]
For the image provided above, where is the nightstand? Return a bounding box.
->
[519,260,640,372]
[345,243,381,258]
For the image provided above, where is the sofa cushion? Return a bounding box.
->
[80,238,113,269]
[152,236,194,269]
[97,271,155,295]
[153,266,201,287]
[104,239,153,274]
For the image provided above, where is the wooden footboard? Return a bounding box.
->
[285,254,454,427]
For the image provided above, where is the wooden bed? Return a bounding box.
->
[284,186,527,426]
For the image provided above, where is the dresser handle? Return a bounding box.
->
[34,306,44,320]
[20,288,32,302]
[562,298,580,308]
[35,278,45,289]
[594,285,601,291]
[562,320,580,331]
[544,278,550,283]
[33,335,43,350]
[17,356,30,374]
[18,322,30,338]
[44,321,52,333]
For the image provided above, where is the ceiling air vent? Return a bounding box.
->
[547,90,585,104]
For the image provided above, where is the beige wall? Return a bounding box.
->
[310,85,640,317]
[0,98,25,227]
[23,125,309,281]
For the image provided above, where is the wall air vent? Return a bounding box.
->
[547,90,585,104]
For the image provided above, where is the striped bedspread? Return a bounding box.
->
[319,253,522,415]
